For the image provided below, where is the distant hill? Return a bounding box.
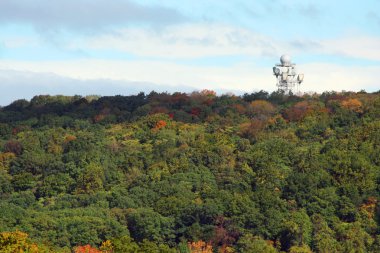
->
[1,90,380,252]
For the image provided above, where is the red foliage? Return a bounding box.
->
[4,140,23,155]
[74,244,102,253]
[12,127,20,135]
[94,108,111,123]
[213,216,238,249]
[94,114,106,123]
[190,107,201,116]
[239,119,266,139]
[168,113,175,119]
[171,93,190,105]
[283,101,313,121]
[200,89,217,97]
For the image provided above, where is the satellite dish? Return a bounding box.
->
[273,67,281,75]
[280,55,291,66]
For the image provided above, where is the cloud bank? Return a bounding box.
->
[0,69,200,106]
[0,0,185,32]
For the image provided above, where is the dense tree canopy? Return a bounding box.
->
[0,90,380,252]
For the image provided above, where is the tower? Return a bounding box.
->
[273,55,304,94]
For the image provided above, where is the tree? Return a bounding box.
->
[188,240,213,253]
[281,209,312,251]
[127,208,175,244]
[108,235,140,253]
[0,231,49,253]
[76,163,104,194]
[236,234,277,253]
[312,215,341,253]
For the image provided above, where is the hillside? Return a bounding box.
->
[1,90,380,252]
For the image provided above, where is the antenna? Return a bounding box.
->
[273,55,304,94]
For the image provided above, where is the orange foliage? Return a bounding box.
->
[153,120,167,130]
[74,244,102,253]
[64,134,77,143]
[233,104,246,114]
[188,240,213,253]
[341,98,362,113]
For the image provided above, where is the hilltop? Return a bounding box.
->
[1,90,380,252]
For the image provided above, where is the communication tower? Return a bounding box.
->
[273,55,304,94]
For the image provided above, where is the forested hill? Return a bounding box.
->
[1,90,380,253]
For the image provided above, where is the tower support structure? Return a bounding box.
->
[273,55,304,94]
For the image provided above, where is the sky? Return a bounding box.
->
[0,0,379,105]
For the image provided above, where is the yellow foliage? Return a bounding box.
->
[250,100,276,116]
[100,240,113,253]
[47,142,63,155]
[0,231,41,253]
[289,244,313,253]
[188,241,213,253]
[0,152,16,171]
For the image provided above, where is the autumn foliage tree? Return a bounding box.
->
[188,241,213,253]
[0,231,42,253]
[250,100,276,118]
[0,152,16,171]
[74,244,102,253]
[3,140,23,156]
[0,91,379,252]
[340,98,362,113]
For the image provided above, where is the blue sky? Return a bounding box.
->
[0,0,379,105]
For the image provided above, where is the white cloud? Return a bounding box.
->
[69,24,282,59]
[321,36,380,61]
[301,63,379,92]
[67,23,380,63]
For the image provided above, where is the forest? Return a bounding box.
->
[0,89,380,252]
